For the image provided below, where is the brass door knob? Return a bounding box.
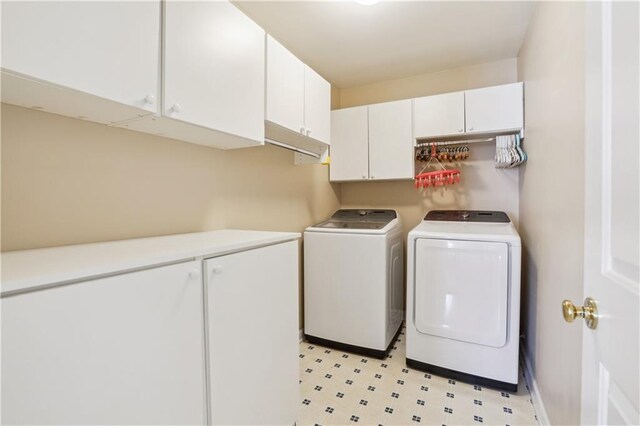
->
[562,297,599,329]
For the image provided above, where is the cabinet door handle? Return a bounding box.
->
[211,265,224,275]
[362,174,367,179]
[300,126,305,134]
[188,269,201,280]
[458,128,463,133]
[144,94,156,105]
[469,126,474,131]
[306,129,311,136]
[170,103,182,114]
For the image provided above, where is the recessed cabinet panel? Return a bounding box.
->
[164,0,265,143]
[266,35,306,135]
[1,1,160,117]
[465,82,524,134]
[413,92,465,139]
[414,239,509,348]
[369,100,414,180]
[304,66,331,144]
[206,241,299,426]
[330,106,369,182]
[1,261,206,425]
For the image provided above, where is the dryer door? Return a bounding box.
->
[414,238,509,348]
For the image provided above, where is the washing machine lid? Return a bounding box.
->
[306,210,399,234]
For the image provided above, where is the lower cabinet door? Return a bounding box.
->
[1,261,206,425]
[206,241,299,425]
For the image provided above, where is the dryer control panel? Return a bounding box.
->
[424,210,510,223]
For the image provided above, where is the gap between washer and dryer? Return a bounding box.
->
[298,326,539,426]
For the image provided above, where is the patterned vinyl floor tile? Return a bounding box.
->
[298,327,539,426]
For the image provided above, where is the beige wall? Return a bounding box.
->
[1,104,341,324]
[517,2,585,425]
[340,144,520,238]
[339,58,517,108]
[1,104,340,251]
[336,58,520,237]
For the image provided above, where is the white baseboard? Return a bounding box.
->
[299,328,304,343]
[521,348,551,426]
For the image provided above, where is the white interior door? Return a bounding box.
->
[581,2,639,424]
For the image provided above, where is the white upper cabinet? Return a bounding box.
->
[163,0,265,144]
[2,0,266,149]
[1,1,160,123]
[266,35,331,148]
[330,106,369,182]
[303,66,332,144]
[369,100,414,180]
[330,102,413,182]
[413,92,465,139]
[266,36,306,136]
[465,82,524,134]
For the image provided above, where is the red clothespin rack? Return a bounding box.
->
[414,144,461,188]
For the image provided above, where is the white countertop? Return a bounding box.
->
[1,230,300,296]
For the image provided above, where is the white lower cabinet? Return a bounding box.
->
[206,241,299,425]
[1,233,300,426]
[1,261,206,425]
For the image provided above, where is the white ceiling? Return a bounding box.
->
[234,1,536,88]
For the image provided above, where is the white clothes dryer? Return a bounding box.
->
[304,209,403,358]
[406,210,521,391]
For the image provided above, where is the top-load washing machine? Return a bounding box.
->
[406,210,521,391]
[304,209,403,358]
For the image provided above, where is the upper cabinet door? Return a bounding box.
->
[330,107,369,182]
[266,36,305,135]
[303,66,331,144]
[369,100,414,180]
[1,1,160,114]
[413,92,465,139]
[465,82,524,133]
[164,1,265,143]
